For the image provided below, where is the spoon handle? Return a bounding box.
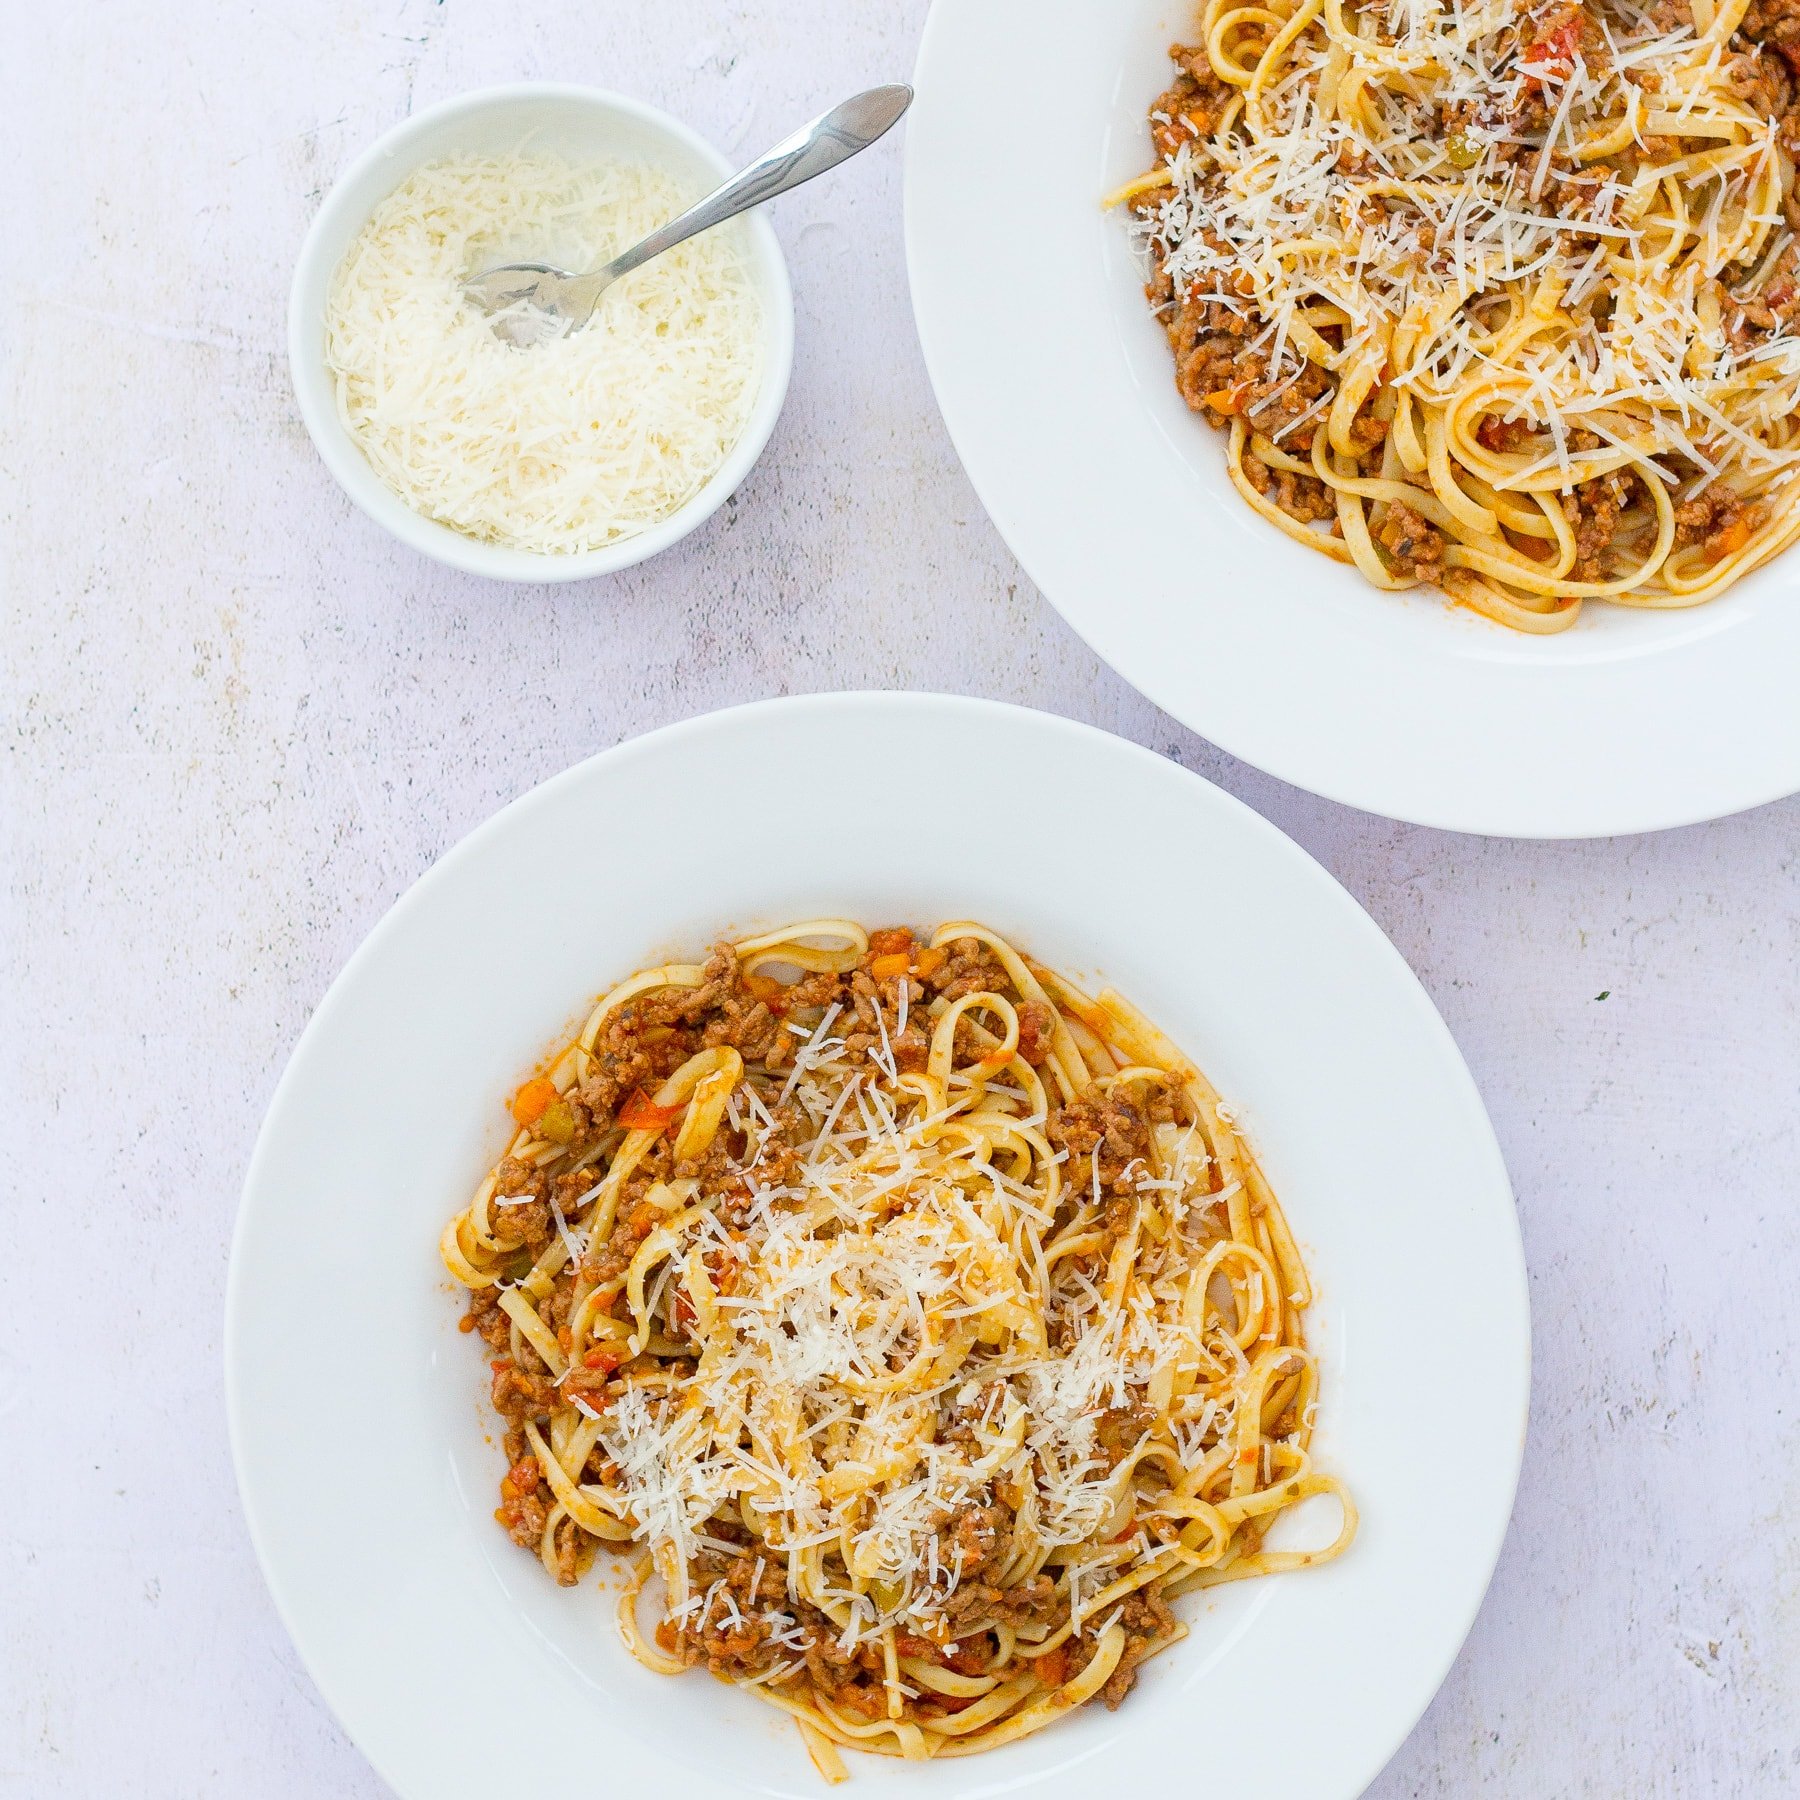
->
[598,84,913,287]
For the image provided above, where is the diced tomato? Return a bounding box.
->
[867,928,915,957]
[499,1455,539,1501]
[931,1693,979,1715]
[1522,10,1582,85]
[510,1075,558,1127]
[1477,413,1530,454]
[618,1088,681,1133]
[582,1346,623,1374]
[1035,1644,1071,1688]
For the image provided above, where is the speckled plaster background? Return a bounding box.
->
[4,1,1799,1794]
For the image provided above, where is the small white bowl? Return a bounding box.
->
[289,84,795,582]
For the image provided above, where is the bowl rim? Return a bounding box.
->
[287,81,796,583]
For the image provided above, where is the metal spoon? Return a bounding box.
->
[464,83,913,341]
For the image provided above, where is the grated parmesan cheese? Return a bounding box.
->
[325,153,764,554]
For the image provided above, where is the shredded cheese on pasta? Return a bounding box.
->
[1119,0,1800,628]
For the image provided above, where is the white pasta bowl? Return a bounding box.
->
[228,693,1529,1800]
[288,85,794,582]
[905,0,1800,836]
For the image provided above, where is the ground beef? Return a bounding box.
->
[1674,483,1767,560]
[1015,1001,1054,1066]
[1048,1091,1154,1199]
[940,1574,1058,1637]
[1741,0,1800,146]
[1374,502,1446,584]
[1729,42,1795,119]
[657,1549,817,1682]
[1743,0,1800,69]
[488,1357,559,1427]
[1100,1588,1177,1708]
[465,1285,508,1350]
[1148,47,1235,160]
[1094,1403,1155,1470]
[1561,472,1637,583]
[1159,295,1267,420]
[1242,361,1336,448]
[927,936,1007,1002]
[578,1175,669,1287]
[840,966,929,1072]
[1242,449,1336,524]
[487,1156,552,1252]
[939,1499,1014,1584]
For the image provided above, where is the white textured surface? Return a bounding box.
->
[3,2,1797,1795]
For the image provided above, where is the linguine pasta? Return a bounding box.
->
[442,921,1353,1777]
[1114,0,1800,629]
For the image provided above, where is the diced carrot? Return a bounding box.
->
[510,1075,558,1127]
[457,1314,476,1333]
[913,945,947,978]
[618,1088,681,1132]
[742,971,790,1013]
[627,1201,662,1235]
[1709,517,1754,560]
[1204,387,1244,414]
[1035,1644,1071,1688]
[869,952,911,980]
